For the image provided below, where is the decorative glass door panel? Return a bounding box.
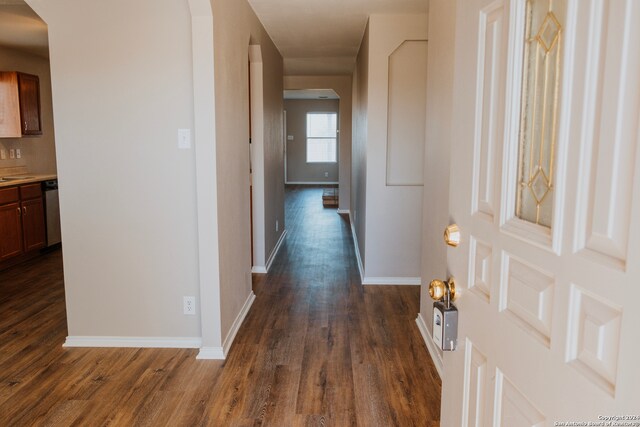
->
[515,0,565,227]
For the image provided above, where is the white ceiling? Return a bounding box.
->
[0,0,48,58]
[247,0,428,76]
[0,0,429,72]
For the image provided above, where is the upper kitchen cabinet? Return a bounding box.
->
[0,72,42,138]
[18,73,42,136]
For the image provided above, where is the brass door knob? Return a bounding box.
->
[429,277,457,301]
[444,224,461,247]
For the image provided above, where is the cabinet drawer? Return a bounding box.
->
[0,187,19,205]
[20,183,42,200]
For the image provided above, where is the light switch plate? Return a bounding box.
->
[9,149,15,159]
[16,149,21,159]
[0,149,6,160]
[178,128,191,149]
[287,135,294,140]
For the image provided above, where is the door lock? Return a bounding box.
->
[429,278,457,301]
[429,277,458,351]
[443,224,461,247]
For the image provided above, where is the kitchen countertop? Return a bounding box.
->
[0,174,58,188]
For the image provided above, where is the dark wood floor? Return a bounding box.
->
[0,186,441,426]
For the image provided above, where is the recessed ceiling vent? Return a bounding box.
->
[283,89,339,100]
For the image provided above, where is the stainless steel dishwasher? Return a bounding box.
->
[43,180,61,246]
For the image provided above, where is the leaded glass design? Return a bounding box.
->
[515,0,565,227]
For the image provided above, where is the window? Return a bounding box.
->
[515,0,565,227]
[306,112,337,163]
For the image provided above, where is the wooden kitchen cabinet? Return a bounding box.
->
[0,187,23,261]
[0,202,23,261]
[18,73,42,136]
[0,183,45,264]
[21,197,46,251]
[0,72,42,137]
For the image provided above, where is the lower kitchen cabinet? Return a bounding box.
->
[21,197,46,251]
[0,202,23,261]
[0,183,46,264]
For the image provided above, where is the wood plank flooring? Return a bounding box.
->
[0,186,441,426]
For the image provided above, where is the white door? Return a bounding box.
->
[441,0,640,424]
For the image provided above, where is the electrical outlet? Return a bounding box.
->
[324,172,329,177]
[16,148,21,159]
[276,220,279,232]
[0,149,6,160]
[9,149,15,159]
[183,296,196,315]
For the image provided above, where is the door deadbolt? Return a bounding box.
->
[444,224,461,247]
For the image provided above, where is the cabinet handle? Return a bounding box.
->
[17,207,21,216]
[23,207,27,215]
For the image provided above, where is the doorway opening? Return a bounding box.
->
[249,44,268,273]
[283,89,340,209]
[0,2,62,272]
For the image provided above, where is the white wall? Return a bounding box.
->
[386,40,428,186]
[211,0,284,340]
[283,99,340,183]
[352,14,428,283]
[283,75,352,212]
[190,0,222,354]
[0,46,57,174]
[418,0,457,378]
[351,24,369,269]
[29,0,201,339]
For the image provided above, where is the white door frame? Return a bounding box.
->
[188,0,224,358]
[249,44,267,273]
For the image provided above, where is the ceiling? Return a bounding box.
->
[0,0,429,72]
[0,0,48,58]
[247,0,428,76]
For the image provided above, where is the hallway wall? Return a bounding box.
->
[284,98,339,184]
[352,14,428,283]
[28,0,202,340]
[417,0,458,377]
[351,23,369,270]
[212,0,285,341]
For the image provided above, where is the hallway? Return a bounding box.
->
[0,186,441,426]
[214,185,442,424]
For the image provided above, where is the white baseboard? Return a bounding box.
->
[347,214,420,287]
[265,229,287,273]
[349,213,365,283]
[197,292,255,360]
[63,336,202,349]
[337,209,349,215]
[285,181,339,185]
[222,291,256,357]
[252,230,287,274]
[416,313,444,379]
[362,277,421,285]
[196,346,225,359]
